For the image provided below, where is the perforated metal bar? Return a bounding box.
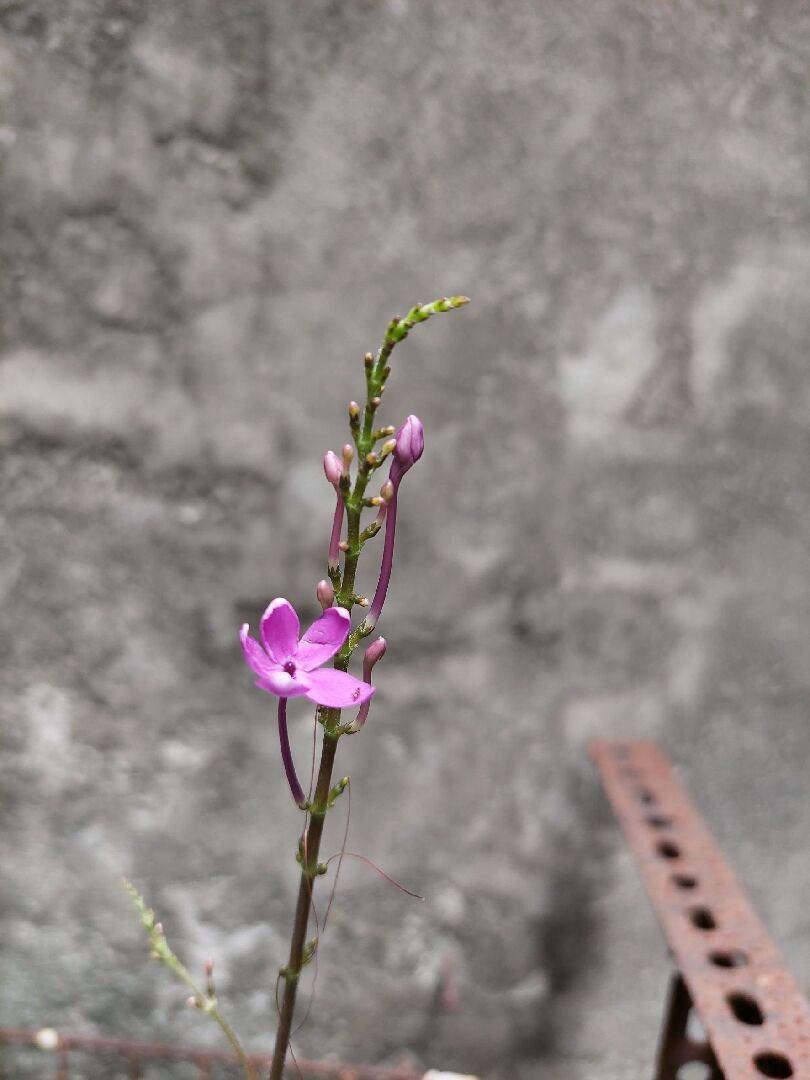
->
[591,739,810,1080]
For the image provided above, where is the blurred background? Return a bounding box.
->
[2,3,810,1078]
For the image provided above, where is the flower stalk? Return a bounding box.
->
[269,301,467,1078]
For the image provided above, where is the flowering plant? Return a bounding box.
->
[126,297,469,1078]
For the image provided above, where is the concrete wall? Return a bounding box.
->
[2,3,810,1078]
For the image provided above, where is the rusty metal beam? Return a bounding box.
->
[591,739,810,1080]
[0,1026,426,1080]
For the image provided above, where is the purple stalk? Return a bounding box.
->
[327,495,344,572]
[351,636,387,730]
[277,697,306,807]
[365,489,398,630]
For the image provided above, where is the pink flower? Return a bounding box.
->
[240,598,374,709]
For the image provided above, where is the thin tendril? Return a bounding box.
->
[288,1041,304,1080]
[323,851,425,901]
[322,777,352,931]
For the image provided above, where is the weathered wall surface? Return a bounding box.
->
[2,3,810,1078]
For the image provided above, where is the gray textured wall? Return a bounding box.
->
[2,3,810,1078]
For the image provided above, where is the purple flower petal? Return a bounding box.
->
[255,670,312,698]
[260,598,300,663]
[303,667,376,708]
[295,607,351,671]
[240,624,279,679]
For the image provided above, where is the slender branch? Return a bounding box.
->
[269,733,338,1080]
[123,881,259,1080]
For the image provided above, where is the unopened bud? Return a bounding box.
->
[348,400,360,419]
[363,637,388,677]
[205,958,214,977]
[371,396,382,407]
[366,451,379,466]
[393,415,424,477]
[349,637,388,732]
[356,596,369,607]
[339,540,350,552]
[368,495,383,506]
[342,444,354,468]
[364,352,374,367]
[380,438,396,458]
[380,480,395,503]
[187,995,203,1009]
[323,451,342,488]
[316,579,334,609]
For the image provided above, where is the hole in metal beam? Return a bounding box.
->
[727,991,765,1026]
[656,840,681,860]
[689,906,717,931]
[754,1052,794,1078]
[708,949,748,969]
[672,873,698,890]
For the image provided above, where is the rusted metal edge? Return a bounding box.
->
[0,1025,425,1080]
[590,739,810,1080]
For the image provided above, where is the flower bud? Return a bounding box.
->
[342,444,354,469]
[316,579,334,610]
[323,451,342,488]
[381,438,397,457]
[393,415,424,475]
[347,637,388,733]
[380,479,395,503]
[363,636,388,676]
[348,400,360,419]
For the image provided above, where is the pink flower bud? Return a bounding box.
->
[323,451,342,488]
[316,579,335,609]
[393,415,424,476]
[350,637,388,732]
[380,480,395,504]
[363,636,388,677]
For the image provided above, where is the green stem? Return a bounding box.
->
[210,1007,260,1080]
[269,733,339,1080]
[123,881,258,1080]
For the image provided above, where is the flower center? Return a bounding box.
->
[284,660,297,678]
